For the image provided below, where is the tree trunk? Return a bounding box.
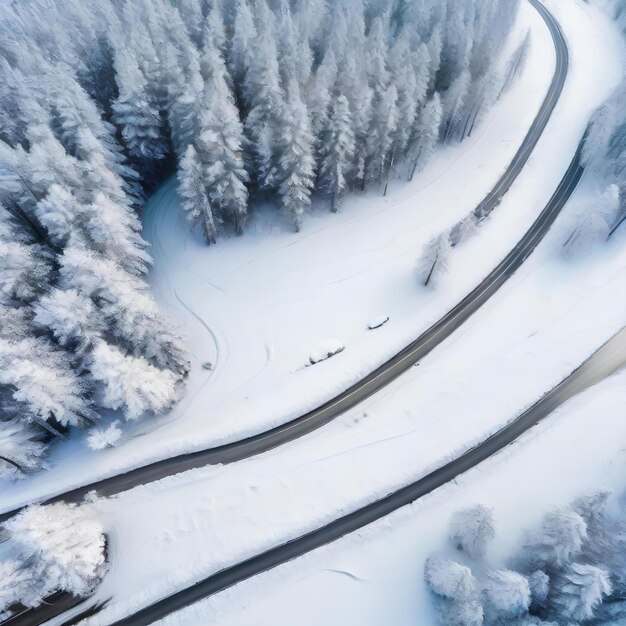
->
[383,148,396,196]
[424,252,439,286]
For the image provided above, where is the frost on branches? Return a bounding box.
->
[0,4,191,475]
[0,0,527,470]
[1,0,524,240]
[0,503,107,619]
[425,493,626,625]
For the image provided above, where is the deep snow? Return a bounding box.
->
[62,167,626,624]
[4,0,622,512]
[35,1,626,624]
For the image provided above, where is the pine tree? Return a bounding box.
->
[112,48,167,163]
[275,81,316,231]
[450,504,496,560]
[4,503,107,599]
[416,232,449,287]
[196,40,249,233]
[425,557,484,626]
[89,340,178,420]
[178,144,217,244]
[408,94,443,181]
[483,569,531,623]
[243,29,283,190]
[318,94,355,212]
[547,563,612,623]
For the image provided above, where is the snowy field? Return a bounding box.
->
[62,162,626,624]
[151,369,626,626]
[60,43,626,622]
[22,0,626,624]
[2,0,623,513]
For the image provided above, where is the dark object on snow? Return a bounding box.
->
[367,316,390,330]
[201,362,213,371]
[308,343,344,365]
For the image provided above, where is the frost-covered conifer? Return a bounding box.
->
[196,40,249,233]
[482,569,531,623]
[547,563,612,623]
[408,94,443,181]
[318,94,355,212]
[274,82,316,231]
[516,508,587,574]
[3,503,107,599]
[425,557,484,626]
[113,48,168,163]
[450,504,496,560]
[89,340,178,420]
[178,143,217,244]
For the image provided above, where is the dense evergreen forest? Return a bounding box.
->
[0,0,525,474]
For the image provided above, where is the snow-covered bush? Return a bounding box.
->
[0,503,107,617]
[425,556,484,626]
[450,504,496,560]
[87,420,122,451]
[425,493,626,625]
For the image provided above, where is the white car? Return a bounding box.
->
[309,339,345,365]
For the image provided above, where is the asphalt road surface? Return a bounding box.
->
[4,2,617,626]
[104,329,626,626]
[0,0,571,528]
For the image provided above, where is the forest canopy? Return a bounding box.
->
[0,0,524,475]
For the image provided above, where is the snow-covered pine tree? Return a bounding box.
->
[196,38,249,233]
[416,232,450,287]
[112,47,168,166]
[515,508,587,574]
[89,340,178,420]
[318,94,355,212]
[425,556,484,626]
[407,94,443,181]
[482,569,531,623]
[450,504,496,560]
[178,143,217,244]
[274,81,316,231]
[3,503,107,600]
[243,28,284,190]
[546,563,612,623]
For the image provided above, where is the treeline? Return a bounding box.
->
[426,493,626,625]
[0,0,524,476]
[567,0,626,253]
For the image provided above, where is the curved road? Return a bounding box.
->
[2,2,611,626]
[0,0,570,525]
[104,329,626,626]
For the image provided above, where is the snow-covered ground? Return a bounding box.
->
[65,163,626,624]
[151,369,626,626]
[66,83,626,626]
[29,2,626,625]
[2,0,622,512]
